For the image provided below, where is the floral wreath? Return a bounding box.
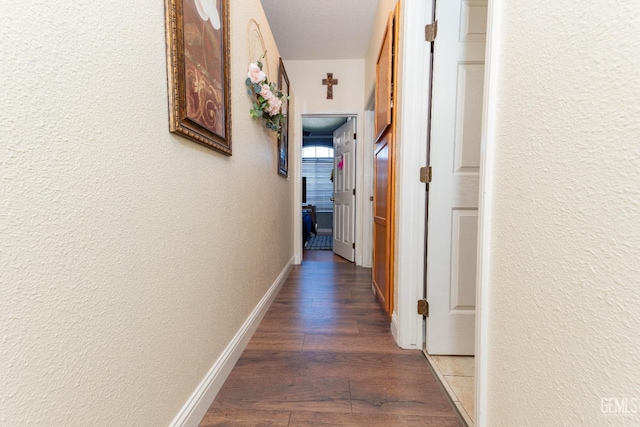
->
[246,55,287,134]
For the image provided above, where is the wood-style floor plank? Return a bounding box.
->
[228,351,442,382]
[256,316,360,334]
[243,332,305,352]
[199,408,291,427]
[212,376,352,413]
[289,411,462,427]
[199,250,462,426]
[302,333,406,354]
[350,378,454,416]
[310,297,381,309]
[356,317,392,333]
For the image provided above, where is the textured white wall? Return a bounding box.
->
[284,59,366,263]
[0,0,293,425]
[284,59,366,114]
[484,0,640,425]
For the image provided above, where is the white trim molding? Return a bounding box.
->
[390,311,400,344]
[360,110,375,268]
[170,257,294,427]
[393,0,432,349]
[475,0,502,425]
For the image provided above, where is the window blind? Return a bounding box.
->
[302,158,333,212]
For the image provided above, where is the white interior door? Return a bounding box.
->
[425,0,487,355]
[333,119,356,262]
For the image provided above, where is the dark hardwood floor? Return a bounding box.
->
[200,251,462,427]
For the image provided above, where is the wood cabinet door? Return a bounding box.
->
[373,131,392,314]
[375,12,393,142]
[372,9,396,316]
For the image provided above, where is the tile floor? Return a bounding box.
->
[425,354,475,426]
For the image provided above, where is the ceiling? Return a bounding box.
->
[260,0,380,60]
[302,117,348,136]
[259,1,377,137]
[301,117,348,146]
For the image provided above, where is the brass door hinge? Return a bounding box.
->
[417,299,429,317]
[425,21,438,42]
[420,166,432,183]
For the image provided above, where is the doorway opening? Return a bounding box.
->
[296,112,373,267]
[301,115,351,258]
[302,144,335,242]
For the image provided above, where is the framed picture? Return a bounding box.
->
[165,0,232,155]
[277,58,290,177]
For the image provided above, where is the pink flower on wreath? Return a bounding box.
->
[247,63,266,84]
[265,97,282,116]
[260,84,272,99]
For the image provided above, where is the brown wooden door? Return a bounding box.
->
[373,131,392,314]
[372,10,396,316]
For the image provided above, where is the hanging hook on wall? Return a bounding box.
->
[247,18,269,77]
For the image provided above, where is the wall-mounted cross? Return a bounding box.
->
[322,73,338,99]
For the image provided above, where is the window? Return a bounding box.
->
[302,146,333,159]
[302,146,334,212]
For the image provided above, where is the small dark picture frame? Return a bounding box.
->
[277,58,290,177]
[164,0,232,155]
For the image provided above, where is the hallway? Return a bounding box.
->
[199,251,463,426]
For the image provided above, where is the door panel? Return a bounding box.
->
[454,63,484,173]
[460,0,488,42]
[375,12,393,141]
[373,133,390,313]
[332,119,356,262]
[425,0,486,355]
[450,209,478,310]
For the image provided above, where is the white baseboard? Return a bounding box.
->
[170,256,294,427]
[390,311,400,346]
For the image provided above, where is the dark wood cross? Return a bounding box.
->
[322,73,338,99]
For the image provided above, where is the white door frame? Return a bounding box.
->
[397,0,499,425]
[475,0,500,424]
[294,112,371,267]
[392,0,432,350]
[332,118,357,262]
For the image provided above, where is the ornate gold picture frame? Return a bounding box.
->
[165,0,232,155]
[277,58,290,177]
